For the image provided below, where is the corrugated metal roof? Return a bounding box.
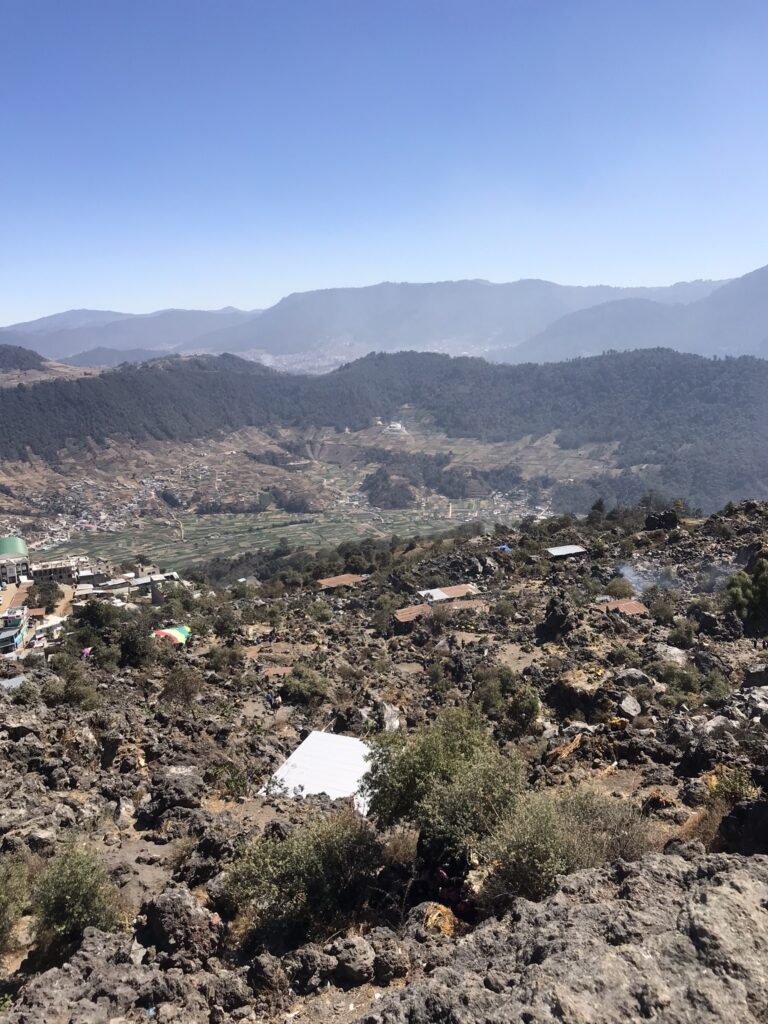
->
[546,544,587,557]
[267,731,370,813]
[417,583,478,602]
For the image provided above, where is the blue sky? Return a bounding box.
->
[2,0,768,321]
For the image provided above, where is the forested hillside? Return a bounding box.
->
[0,343,45,370]
[1,349,767,511]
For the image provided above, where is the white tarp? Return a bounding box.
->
[546,545,586,557]
[266,730,371,814]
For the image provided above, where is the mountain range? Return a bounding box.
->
[3,263,768,368]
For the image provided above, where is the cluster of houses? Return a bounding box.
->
[0,533,188,661]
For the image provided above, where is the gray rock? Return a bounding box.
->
[138,885,223,960]
[358,853,768,1024]
[368,927,410,984]
[613,668,652,688]
[282,943,337,994]
[5,928,210,1023]
[326,935,376,988]
[744,663,768,688]
[619,694,642,718]
[246,953,290,1012]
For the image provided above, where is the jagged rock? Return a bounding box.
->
[358,852,768,1024]
[618,694,642,718]
[368,927,410,984]
[325,935,376,987]
[139,765,205,824]
[246,953,290,1012]
[645,509,679,530]
[537,592,578,641]
[744,663,768,688]
[282,943,338,994]
[137,885,223,960]
[4,928,210,1023]
[719,799,768,854]
[613,668,652,688]
[680,780,710,807]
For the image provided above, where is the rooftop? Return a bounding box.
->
[597,599,649,616]
[317,573,367,590]
[546,544,587,558]
[394,597,488,624]
[267,730,371,813]
[417,583,479,602]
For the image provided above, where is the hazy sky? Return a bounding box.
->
[2,0,768,322]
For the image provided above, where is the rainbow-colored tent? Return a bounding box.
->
[151,626,191,647]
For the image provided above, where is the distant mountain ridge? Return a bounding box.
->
[505,263,768,362]
[0,307,256,360]
[0,276,727,364]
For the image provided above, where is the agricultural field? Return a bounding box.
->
[43,499,511,572]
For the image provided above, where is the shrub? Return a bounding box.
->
[160,665,202,706]
[361,708,494,828]
[0,857,28,954]
[279,664,328,705]
[416,747,524,860]
[481,788,652,908]
[34,847,121,952]
[667,617,698,649]
[606,577,634,599]
[224,810,381,945]
[492,599,516,624]
[41,674,100,711]
[117,622,155,668]
[307,600,332,623]
[471,666,540,739]
[644,586,676,625]
[707,765,761,806]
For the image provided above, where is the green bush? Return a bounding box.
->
[34,847,121,952]
[224,810,381,945]
[667,617,698,649]
[416,747,524,859]
[361,708,495,828]
[471,667,540,739]
[606,577,634,599]
[41,674,100,711]
[0,857,29,954]
[160,665,202,706]
[279,664,328,705]
[307,600,332,623]
[481,788,652,907]
[708,765,760,806]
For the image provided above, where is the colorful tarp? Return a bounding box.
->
[151,626,191,647]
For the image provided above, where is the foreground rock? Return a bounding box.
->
[358,849,768,1024]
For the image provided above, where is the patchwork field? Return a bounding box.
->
[43,500,509,571]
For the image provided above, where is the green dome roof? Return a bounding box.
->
[0,537,28,558]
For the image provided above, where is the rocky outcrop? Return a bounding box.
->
[357,850,768,1024]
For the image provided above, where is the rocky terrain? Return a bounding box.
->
[0,499,767,1021]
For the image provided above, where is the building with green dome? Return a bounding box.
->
[0,537,30,585]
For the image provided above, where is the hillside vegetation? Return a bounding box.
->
[1,348,767,511]
[0,343,45,371]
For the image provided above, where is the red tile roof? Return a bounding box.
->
[317,573,366,590]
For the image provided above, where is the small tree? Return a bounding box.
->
[34,847,121,953]
[362,708,496,829]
